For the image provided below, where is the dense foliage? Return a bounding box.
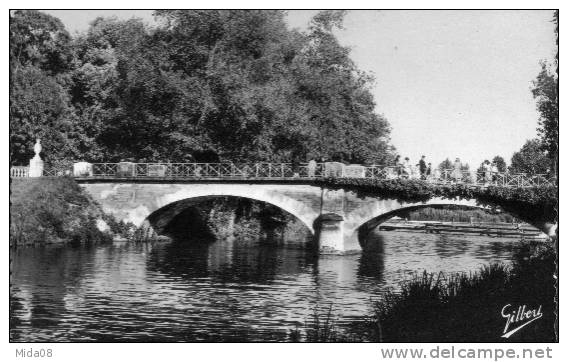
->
[291,240,556,342]
[531,64,558,169]
[321,178,558,225]
[9,178,114,246]
[371,240,556,342]
[400,205,515,223]
[505,11,557,177]
[509,139,551,174]
[438,158,469,171]
[10,11,77,165]
[492,155,507,172]
[10,10,395,166]
[528,11,558,175]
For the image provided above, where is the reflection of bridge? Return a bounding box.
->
[10,162,557,253]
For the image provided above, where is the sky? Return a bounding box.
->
[42,10,557,168]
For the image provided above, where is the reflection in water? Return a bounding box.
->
[357,232,385,284]
[10,231,520,342]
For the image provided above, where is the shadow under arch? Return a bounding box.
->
[355,203,547,243]
[146,195,315,239]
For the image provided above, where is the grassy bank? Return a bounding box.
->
[292,240,557,342]
[9,177,128,246]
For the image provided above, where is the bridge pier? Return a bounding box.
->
[315,214,362,254]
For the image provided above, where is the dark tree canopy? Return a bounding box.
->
[509,139,551,174]
[10,10,73,75]
[508,11,557,180]
[531,63,558,167]
[10,11,77,165]
[529,11,558,176]
[492,156,507,173]
[10,10,396,166]
[438,158,453,170]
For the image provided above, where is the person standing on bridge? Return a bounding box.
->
[307,159,317,177]
[451,158,462,183]
[482,160,491,184]
[393,155,402,176]
[292,157,300,178]
[490,161,498,184]
[402,157,412,179]
[419,155,427,180]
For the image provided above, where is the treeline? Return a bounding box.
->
[399,205,516,223]
[10,10,395,167]
[509,12,558,176]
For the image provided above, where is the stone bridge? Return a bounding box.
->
[80,180,487,253]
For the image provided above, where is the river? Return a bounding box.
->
[10,231,519,342]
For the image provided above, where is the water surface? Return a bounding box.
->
[10,231,519,342]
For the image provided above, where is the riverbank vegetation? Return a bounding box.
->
[9,177,130,246]
[291,239,556,342]
[371,239,556,342]
[399,205,516,223]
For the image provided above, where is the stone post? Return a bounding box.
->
[73,162,93,177]
[28,139,44,177]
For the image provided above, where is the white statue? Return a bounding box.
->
[29,138,44,177]
[33,138,42,159]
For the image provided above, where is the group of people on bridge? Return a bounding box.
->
[386,155,503,185]
[393,155,434,180]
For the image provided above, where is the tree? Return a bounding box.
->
[10,66,77,165]
[509,139,551,174]
[72,17,164,162]
[438,158,453,170]
[531,63,558,171]
[115,10,395,164]
[10,10,396,166]
[530,11,558,176]
[492,156,507,173]
[10,11,78,165]
[10,10,73,75]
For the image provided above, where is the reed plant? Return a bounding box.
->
[370,241,555,342]
[291,240,556,342]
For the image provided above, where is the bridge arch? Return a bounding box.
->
[345,197,484,233]
[81,182,323,236]
[345,198,550,242]
[146,193,317,236]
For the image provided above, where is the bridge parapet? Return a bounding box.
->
[9,162,557,188]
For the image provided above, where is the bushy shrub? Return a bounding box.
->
[10,177,114,246]
[369,241,557,342]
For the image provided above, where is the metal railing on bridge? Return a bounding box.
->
[9,162,557,188]
[90,162,325,178]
